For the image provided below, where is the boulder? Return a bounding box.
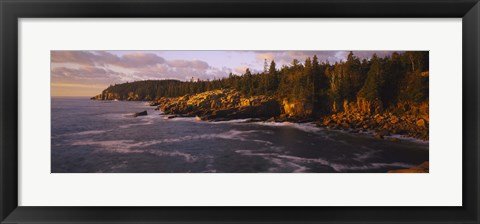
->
[390,115,399,124]
[322,118,332,126]
[416,119,427,129]
[134,111,147,117]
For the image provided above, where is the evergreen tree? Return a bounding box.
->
[95,51,429,116]
[358,54,385,101]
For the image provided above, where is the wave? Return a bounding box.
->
[147,129,266,144]
[72,130,110,136]
[384,134,429,145]
[208,119,252,124]
[167,116,427,146]
[252,121,322,134]
[53,129,111,138]
[162,117,324,134]
[71,140,141,152]
[353,148,379,162]
[100,113,135,120]
[145,150,197,162]
[234,149,415,172]
[329,128,429,145]
[70,139,197,162]
[162,116,197,122]
[69,128,269,153]
[119,120,155,128]
[118,114,158,128]
[268,158,309,173]
[163,116,256,125]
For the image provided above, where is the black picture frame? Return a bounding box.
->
[1,0,479,223]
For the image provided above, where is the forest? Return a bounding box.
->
[94,51,429,117]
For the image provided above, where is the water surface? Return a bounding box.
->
[51,97,429,173]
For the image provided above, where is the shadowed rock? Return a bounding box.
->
[134,111,147,117]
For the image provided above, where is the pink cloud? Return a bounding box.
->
[167,60,209,70]
[51,51,166,68]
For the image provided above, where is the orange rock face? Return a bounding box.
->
[388,161,429,173]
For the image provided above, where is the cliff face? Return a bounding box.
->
[92,91,120,100]
[331,98,384,114]
[281,99,314,119]
[322,98,429,140]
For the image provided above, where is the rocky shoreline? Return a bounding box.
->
[91,88,429,173]
[319,111,428,140]
[152,89,281,121]
[92,88,428,141]
[145,88,429,141]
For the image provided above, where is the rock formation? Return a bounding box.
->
[155,89,281,121]
[134,111,147,117]
[92,87,429,140]
[388,161,429,173]
[319,98,429,140]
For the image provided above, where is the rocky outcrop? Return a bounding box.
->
[134,111,147,117]
[341,98,383,114]
[388,161,429,173]
[92,83,429,140]
[91,91,121,100]
[281,99,314,120]
[91,91,141,101]
[155,89,281,121]
[320,101,429,140]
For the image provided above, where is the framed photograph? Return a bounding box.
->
[1,0,479,223]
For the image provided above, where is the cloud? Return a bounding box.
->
[113,52,166,68]
[51,51,166,68]
[234,65,249,74]
[51,51,97,66]
[51,66,126,86]
[51,51,227,85]
[167,60,209,70]
[51,66,122,79]
[255,52,276,62]
[51,83,106,89]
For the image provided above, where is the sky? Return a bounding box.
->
[51,50,395,96]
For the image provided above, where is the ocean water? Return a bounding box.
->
[51,97,429,173]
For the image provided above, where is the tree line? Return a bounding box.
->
[99,51,428,114]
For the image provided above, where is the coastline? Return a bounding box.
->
[162,114,429,145]
[150,90,427,141]
[91,88,429,142]
[86,96,429,173]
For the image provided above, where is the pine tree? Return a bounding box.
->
[343,51,365,101]
[267,60,278,95]
[358,54,385,101]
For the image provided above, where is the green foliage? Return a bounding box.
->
[358,54,385,100]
